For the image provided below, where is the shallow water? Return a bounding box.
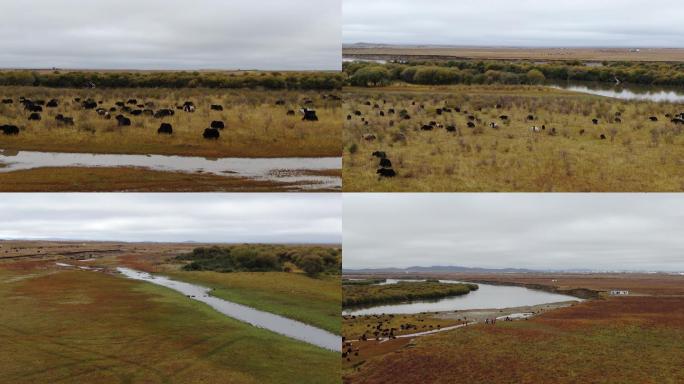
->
[0,150,341,190]
[343,279,580,316]
[117,268,340,351]
[550,81,684,103]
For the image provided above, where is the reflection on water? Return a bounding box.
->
[550,81,684,103]
[343,279,580,316]
[0,150,341,190]
[118,268,341,351]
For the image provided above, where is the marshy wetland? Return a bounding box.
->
[0,240,342,384]
[341,273,684,384]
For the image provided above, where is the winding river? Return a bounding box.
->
[550,81,684,103]
[0,150,341,190]
[117,268,341,351]
[343,279,580,316]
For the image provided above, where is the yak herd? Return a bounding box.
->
[1,95,324,138]
[341,313,470,362]
[348,97,684,180]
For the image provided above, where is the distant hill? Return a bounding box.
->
[343,265,540,274]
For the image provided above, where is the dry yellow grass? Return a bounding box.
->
[0,86,341,158]
[343,84,684,192]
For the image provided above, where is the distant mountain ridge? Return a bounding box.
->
[342,266,677,274]
[343,265,540,274]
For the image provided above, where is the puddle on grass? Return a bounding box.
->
[117,267,341,352]
[0,150,341,190]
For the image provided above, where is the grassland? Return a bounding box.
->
[341,273,684,384]
[0,240,342,332]
[345,296,684,384]
[343,46,684,62]
[0,241,342,383]
[0,267,339,384]
[165,271,341,334]
[343,281,477,307]
[0,86,341,158]
[344,84,684,192]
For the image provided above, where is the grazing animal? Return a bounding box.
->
[203,128,220,140]
[62,117,75,126]
[116,115,131,126]
[489,122,499,129]
[467,122,476,128]
[600,134,607,140]
[421,124,433,131]
[211,121,225,130]
[362,134,377,142]
[301,108,318,121]
[115,101,125,107]
[28,113,41,121]
[211,105,223,111]
[55,114,64,121]
[182,101,196,112]
[372,151,387,159]
[579,129,586,135]
[347,114,352,120]
[614,117,622,123]
[379,158,392,168]
[530,126,541,133]
[82,100,98,109]
[127,99,137,105]
[649,116,658,122]
[446,125,457,132]
[377,168,396,177]
[154,109,174,118]
[527,115,535,121]
[592,118,599,125]
[287,110,295,116]
[46,99,59,108]
[499,115,509,121]
[1,98,13,104]
[157,123,173,135]
[1,125,20,135]
[275,99,285,105]
[130,110,143,116]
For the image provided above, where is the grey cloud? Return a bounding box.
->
[0,0,341,70]
[343,0,684,47]
[0,193,341,244]
[343,194,684,272]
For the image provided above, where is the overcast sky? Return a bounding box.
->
[344,194,684,272]
[0,0,340,70]
[344,0,684,47]
[0,194,341,244]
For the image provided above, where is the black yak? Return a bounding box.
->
[377,168,397,177]
[203,128,220,140]
[301,108,318,121]
[1,125,20,135]
[211,121,225,130]
[28,113,41,121]
[211,105,224,111]
[158,123,173,135]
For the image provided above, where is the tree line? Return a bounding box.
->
[176,245,341,277]
[344,60,684,87]
[0,70,344,90]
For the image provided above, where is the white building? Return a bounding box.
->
[610,290,629,296]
